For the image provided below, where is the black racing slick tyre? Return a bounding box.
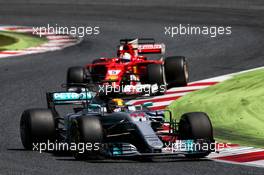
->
[178,112,214,158]
[70,116,103,160]
[90,59,107,83]
[146,64,167,96]
[20,109,56,150]
[179,112,213,140]
[164,56,188,87]
[67,66,86,85]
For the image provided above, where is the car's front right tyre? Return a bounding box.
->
[20,108,56,150]
[70,115,104,160]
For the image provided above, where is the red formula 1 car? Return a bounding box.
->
[67,38,188,96]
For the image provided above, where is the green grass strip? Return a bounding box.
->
[0,31,47,51]
[167,69,264,148]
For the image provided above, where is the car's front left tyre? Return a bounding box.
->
[178,112,214,158]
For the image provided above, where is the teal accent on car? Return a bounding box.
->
[53,92,93,101]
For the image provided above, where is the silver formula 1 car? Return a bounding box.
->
[20,85,215,160]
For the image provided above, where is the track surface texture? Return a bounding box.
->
[0,1,264,175]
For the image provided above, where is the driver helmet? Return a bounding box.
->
[122,52,132,60]
[108,98,125,112]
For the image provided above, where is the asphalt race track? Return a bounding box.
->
[0,1,264,175]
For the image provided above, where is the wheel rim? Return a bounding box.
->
[183,62,189,82]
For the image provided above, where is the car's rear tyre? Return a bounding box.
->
[67,66,86,85]
[20,109,56,150]
[146,64,167,96]
[178,112,214,158]
[91,59,107,83]
[70,116,104,160]
[164,56,188,88]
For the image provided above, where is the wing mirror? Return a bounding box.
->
[142,102,153,108]
[89,104,101,109]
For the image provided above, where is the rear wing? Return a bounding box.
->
[138,44,165,54]
[46,91,95,108]
[119,38,165,55]
[120,38,155,45]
